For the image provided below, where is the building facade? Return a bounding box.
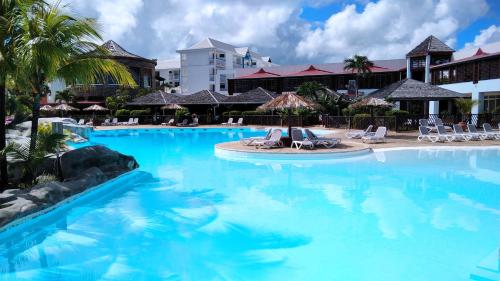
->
[156,58,181,89]
[229,36,500,115]
[176,38,274,95]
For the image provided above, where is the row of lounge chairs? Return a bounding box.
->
[418,123,500,142]
[345,125,387,143]
[222,118,244,126]
[102,118,140,126]
[240,128,340,149]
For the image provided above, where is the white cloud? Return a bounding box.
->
[464,25,500,48]
[296,0,489,62]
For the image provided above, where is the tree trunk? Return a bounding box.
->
[30,92,41,154]
[0,81,7,190]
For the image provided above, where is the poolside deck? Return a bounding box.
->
[93,125,500,150]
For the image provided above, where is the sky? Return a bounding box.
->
[65,0,500,65]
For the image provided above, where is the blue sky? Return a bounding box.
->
[69,0,500,64]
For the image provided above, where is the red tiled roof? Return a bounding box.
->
[238,68,280,79]
[287,65,334,77]
[432,48,500,69]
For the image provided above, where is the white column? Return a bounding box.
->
[429,100,439,115]
[424,55,431,83]
[406,57,411,79]
[471,87,484,114]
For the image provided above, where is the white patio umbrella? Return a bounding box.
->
[83,104,108,111]
[40,105,55,112]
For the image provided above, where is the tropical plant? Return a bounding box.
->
[175,108,189,119]
[455,98,478,121]
[55,88,75,104]
[13,1,135,156]
[296,81,325,101]
[0,124,66,185]
[344,55,374,97]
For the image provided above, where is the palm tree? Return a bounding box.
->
[14,1,135,154]
[343,55,374,97]
[296,81,325,101]
[455,98,478,122]
[0,0,27,189]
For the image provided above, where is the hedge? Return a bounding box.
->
[116,109,130,117]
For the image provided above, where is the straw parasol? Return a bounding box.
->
[351,97,393,116]
[83,104,108,111]
[40,105,55,112]
[258,92,320,137]
[161,103,185,110]
[54,103,79,111]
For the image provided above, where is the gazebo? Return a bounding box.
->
[368,78,466,115]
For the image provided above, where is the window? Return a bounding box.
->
[484,94,500,113]
[219,53,225,58]
[219,74,227,91]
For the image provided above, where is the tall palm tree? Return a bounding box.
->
[296,81,325,101]
[14,1,135,153]
[0,0,26,189]
[343,55,374,97]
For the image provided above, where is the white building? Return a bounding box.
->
[156,58,181,90]
[176,38,274,95]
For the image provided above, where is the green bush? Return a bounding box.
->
[385,109,409,117]
[229,110,241,116]
[175,108,189,119]
[353,113,371,129]
[116,109,130,117]
[130,110,147,117]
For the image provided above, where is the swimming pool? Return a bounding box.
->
[1,128,499,281]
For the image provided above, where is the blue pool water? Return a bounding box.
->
[0,128,499,281]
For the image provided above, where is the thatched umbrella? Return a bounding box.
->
[40,105,55,112]
[161,103,185,110]
[83,104,108,111]
[258,92,319,137]
[54,103,79,117]
[351,97,393,116]
[83,104,108,119]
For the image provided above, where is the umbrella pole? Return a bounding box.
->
[288,110,292,137]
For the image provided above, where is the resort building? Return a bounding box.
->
[228,36,500,115]
[45,40,157,105]
[156,58,181,90]
[176,38,274,95]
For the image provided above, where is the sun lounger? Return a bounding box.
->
[483,123,500,140]
[362,126,386,143]
[231,118,243,126]
[467,124,490,140]
[111,118,118,126]
[102,118,111,126]
[78,119,85,125]
[177,119,189,127]
[291,129,314,150]
[417,126,439,142]
[132,118,139,125]
[122,117,134,125]
[254,129,283,149]
[240,129,272,146]
[222,118,233,126]
[437,125,465,142]
[345,125,373,139]
[435,118,452,131]
[453,124,479,141]
[305,129,339,148]
[189,118,199,127]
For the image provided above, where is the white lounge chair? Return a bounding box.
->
[134,118,139,125]
[122,117,134,125]
[435,118,452,131]
[78,119,85,125]
[453,124,479,141]
[417,126,439,142]
[419,119,435,132]
[305,129,339,148]
[240,129,272,146]
[177,119,189,127]
[362,126,386,143]
[345,125,373,139]
[189,117,199,127]
[102,118,111,126]
[254,129,283,149]
[232,118,243,126]
[222,118,233,126]
[111,118,119,126]
[483,123,500,140]
[291,129,314,150]
[437,125,465,142]
[467,124,490,140]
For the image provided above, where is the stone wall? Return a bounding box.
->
[0,145,138,230]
